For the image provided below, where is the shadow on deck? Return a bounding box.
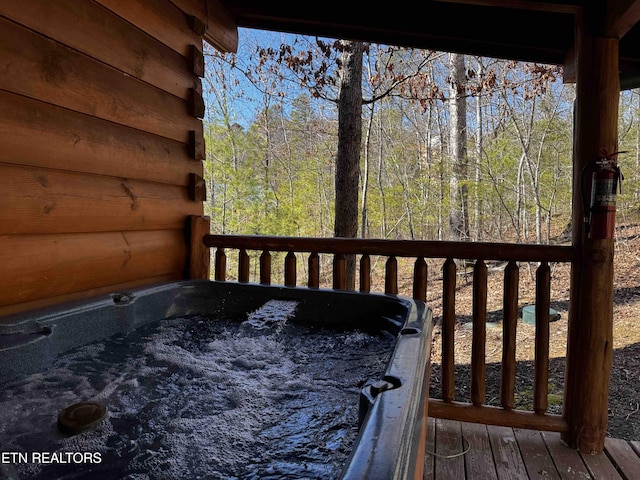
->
[425,419,640,479]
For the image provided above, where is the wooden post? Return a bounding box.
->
[308,252,320,288]
[471,260,487,407]
[534,262,550,415]
[238,249,250,282]
[260,250,271,285]
[501,261,519,410]
[187,215,210,280]
[284,251,297,286]
[384,256,398,295]
[413,257,427,302]
[442,258,456,403]
[563,12,619,454]
[359,254,371,293]
[214,248,226,281]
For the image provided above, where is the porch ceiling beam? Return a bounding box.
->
[565,1,640,89]
[204,0,238,53]
[432,0,583,14]
[605,0,640,38]
[170,0,238,52]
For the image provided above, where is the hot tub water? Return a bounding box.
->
[0,300,396,479]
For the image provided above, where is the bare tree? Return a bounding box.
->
[334,40,364,288]
[474,58,484,241]
[448,53,470,241]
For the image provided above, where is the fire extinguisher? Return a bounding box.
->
[582,150,624,239]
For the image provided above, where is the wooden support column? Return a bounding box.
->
[563,12,619,454]
[188,215,211,280]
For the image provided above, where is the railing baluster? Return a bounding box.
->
[333,253,346,290]
[238,249,250,283]
[472,260,488,407]
[308,252,320,288]
[501,261,520,410]
[285,251,297,287]
[360,254,371,293]
[385,256,398,294]
[214,247,226,281]
[534,261,551,414]
[260,250,271,285]
[442,258,457,403]
[413,257,427,302]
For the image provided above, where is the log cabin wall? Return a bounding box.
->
[0,0,227,317]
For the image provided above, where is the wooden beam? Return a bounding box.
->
[428,400,569,432]
[563,11,619,454]
[432,0,582,14]
[562,44,577,84]
[203,234,576,263]
[606,0,640,38]
[188,173,207,202]
[205,0,238,53]
[170,0,238,52]
[188,216,211,280]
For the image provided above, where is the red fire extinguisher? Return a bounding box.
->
[582,151,624,239]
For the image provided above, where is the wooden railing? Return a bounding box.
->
[202,233,576,432]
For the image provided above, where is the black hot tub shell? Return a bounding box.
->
[0,281,432,479]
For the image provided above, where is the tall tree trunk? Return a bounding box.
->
[361,104,375,238]
[516,153,525,241]
[448,53,470,241]
[335,40,364,289]
[377,114,387,237]
[474,58,484,241]
[423,101,433,239]
[436,98,446,241]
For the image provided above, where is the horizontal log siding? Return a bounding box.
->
[0,91,202,185]
[1,0,199,99]
[0,164,202,234]
[0,274,183,319]
[0,18,201,144]
[0,0,209,316]
[0,230,187,307]
[97,0,203,57]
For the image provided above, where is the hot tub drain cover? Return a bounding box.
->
[57,401,108,434]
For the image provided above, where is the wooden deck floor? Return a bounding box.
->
[424,419,640,479]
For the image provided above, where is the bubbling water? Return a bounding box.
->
[0,300,396,479]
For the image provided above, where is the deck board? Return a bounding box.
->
[462,421,499,480]
[434,418,466,479]
[604,437,639,479]
[424,416,436,480]
[514,428,561,479]
[541,431,593,479]
[427,420,640,479]
[581,449,623,479]
[487,424,530,479]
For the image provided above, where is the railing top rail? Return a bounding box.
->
[203,234,575,263]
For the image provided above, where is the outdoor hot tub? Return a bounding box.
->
[0,281,432,480]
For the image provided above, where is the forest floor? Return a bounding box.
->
[390,221,640,442]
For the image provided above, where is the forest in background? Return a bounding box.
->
[199,30,640,442]
[202,28,640,247]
